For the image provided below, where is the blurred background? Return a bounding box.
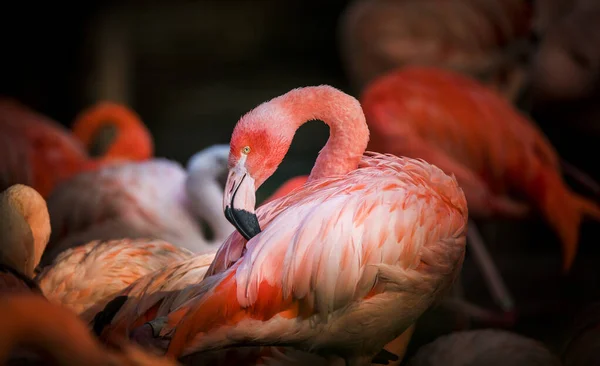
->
[2,0,600,362]
[0,0,353,201]
[1,0,598,197]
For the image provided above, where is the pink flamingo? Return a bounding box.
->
[37,238,194,323]
[41,145,234,264]
[124,86,469,365]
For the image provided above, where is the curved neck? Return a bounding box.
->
[72,103,153,162]
[276,86,370,182]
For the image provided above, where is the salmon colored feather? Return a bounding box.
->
[360,66,600,271]
[37,238,193,322]
[152,86,468,365]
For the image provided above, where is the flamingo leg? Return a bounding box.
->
[466,220,515,313]
[441,220,515,327]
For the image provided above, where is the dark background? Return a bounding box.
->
[1,1,599,359]
[0,0,355,200]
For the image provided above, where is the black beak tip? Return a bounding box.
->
[225,206,261,241]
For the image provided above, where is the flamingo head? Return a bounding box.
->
[223,99,295,240]
[72,102,154,162]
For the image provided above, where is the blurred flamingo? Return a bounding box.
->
[41,145,234,264]
[0,184,49,295]
[37,238,194,322]
[338,0,533,101]
[361,66,600,275]
[113,85,468,365]
[0,98,152,198]
[0,294,179,366]
[405,329,561,366]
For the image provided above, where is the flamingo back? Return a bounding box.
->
[362,66,600,270]
[37,238,193,321]
[95,252,217,340]
[164,153,468,357]
[43,159,208,264]
[362,66,559,195]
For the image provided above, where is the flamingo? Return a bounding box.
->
[40,144,234,264]
[36,238,194,322]
[72,102,153,162]
[94,248,415,365]
[360,66,600,273]
[405,329,561,366]
[108,85,468,365]
[0,294,179,366]
[338,0,533,101]
[0,184,49,294]
[0,98,152,198]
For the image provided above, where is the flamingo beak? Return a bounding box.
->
[223,161,261,240]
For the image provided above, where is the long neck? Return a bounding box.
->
[186,175,233,243]
[0,296,116,366]
[72,103,153,163]
[277,86,370,182]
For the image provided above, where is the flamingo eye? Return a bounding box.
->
[241,146,251,155]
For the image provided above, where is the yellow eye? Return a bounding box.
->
[241,146,251,154]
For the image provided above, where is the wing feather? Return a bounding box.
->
[211,154,467,320]
[43,159,207,263]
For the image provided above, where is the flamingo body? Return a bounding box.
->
[42,152,233,264]
[166,153,467,362]
[339,0,532,100]
[0,98,152,198]
[0,99,90,198]
[0,184,50,293]
[406,329,560,366]
[361,66,600,270]
[94,252,217,341]
[37,238,193,321]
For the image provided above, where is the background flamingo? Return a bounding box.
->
[338,0,533,101]
[0,184,49,294]
[361,66,600,273]
[41,144,234,264]
[0,98,152,198]
[0,294,179,366]
[37,238,194,322]
[405,329,561,366]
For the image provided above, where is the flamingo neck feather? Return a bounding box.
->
[274,86,369,182]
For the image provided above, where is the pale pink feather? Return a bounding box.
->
[37,238,193,321]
